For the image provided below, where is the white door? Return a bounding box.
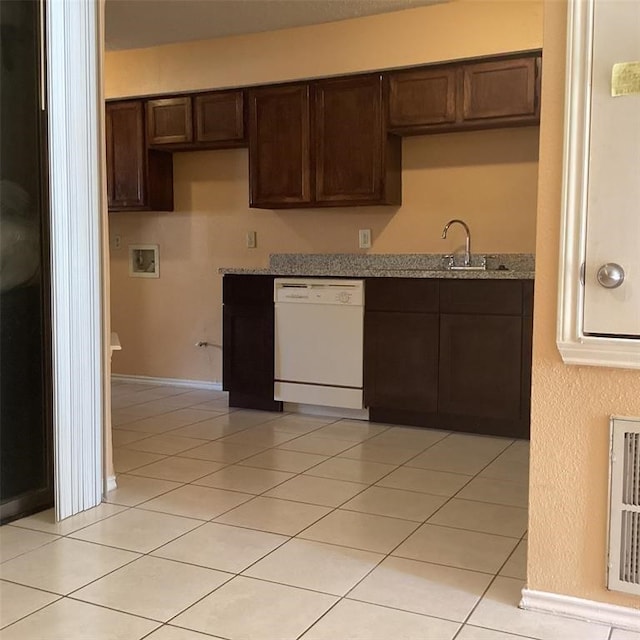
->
[583,0,640,337]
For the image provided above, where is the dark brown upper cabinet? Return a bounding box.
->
[147,97,193,145]
[249,75,401,209]
[248,84,312,208]
[194,90,245,146]
[147,90,245,150]
[387,51,541,135]
[106,100,173,212]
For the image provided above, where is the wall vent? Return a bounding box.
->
[608,416,640,595]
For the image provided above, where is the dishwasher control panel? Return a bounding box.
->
[274,278,364,306]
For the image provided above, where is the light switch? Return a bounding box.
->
[358,229,372,249]
[246,231,257,249]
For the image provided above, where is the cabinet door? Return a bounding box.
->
[194,90,244,146]
[106,101,146,209]
[365,311,439,412]
[461,56,539,124]
[438,313,523,421]
[315,74,400,205]
[147,97,193,145]
[248,84,312,208]
[388,66,457,132]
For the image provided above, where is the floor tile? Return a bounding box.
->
[367,427,450,450]
[194,465,294,494]
[265,474,367,507]
[215,497,331,535]
[112,429,153,446]
[456,625,538,640]
[0,597,159,640]
[105,474,182,507]
[499,539,527,580]
[468,577,610,640]
[73,555,230,622]
[10,503,126,536]
[298,509,418,553]
[0,581,60,628]
[392,523,519,574]
[276,435,355,456]
[406,433,512,475]
[348,556,492,622]
[218,429,296,448]
[152,522,288,573]
[70,508,202,553]
[457,476,529,508]
[144,627,220,640]
[170,419,243,440]
[113,448,166,473]
[129,457,225,483]
[138,485,253,520]
[239,448,328,473]
[305,457,397,484]
[122,408,215,434]
[0,538,138,594]
[338,442,419,465]
[479,457,529,485]
[300,598,460,640]
[172,575,337,639]
[312,420,388,442]
[244,538,383,596]
[267,413,337,434]
[428,499,527,538]
[377,466,471,497]
[177,441,265,463]
[611,631,640,640]
[0,526,59,562]
[341,486,446,522]
[123,434,209,455]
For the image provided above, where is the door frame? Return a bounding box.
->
[557,0,640,369]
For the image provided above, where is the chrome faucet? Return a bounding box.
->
[441,219,471,267]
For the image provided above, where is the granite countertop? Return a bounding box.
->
[219,253,535,280]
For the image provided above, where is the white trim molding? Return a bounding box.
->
[112,374,223,391]
[556,0,640,368]
[521,588,640,632]
[48,0,104,520]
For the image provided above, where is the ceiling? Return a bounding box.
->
[105,0,442,51]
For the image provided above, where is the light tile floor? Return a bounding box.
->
[0,381,638,639]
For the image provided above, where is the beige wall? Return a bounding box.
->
[106,1,542,381]
[527,0,640,607]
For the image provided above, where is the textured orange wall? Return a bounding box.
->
[106,1,543,382]
[527,0,640,606]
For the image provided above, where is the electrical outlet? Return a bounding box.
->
[114,235,121,250]
[246,231,257,249]
[358,229,372,249]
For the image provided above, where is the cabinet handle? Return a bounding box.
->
[596,263,625,289]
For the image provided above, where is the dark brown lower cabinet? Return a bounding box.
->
[222,275,282,411]
[365,278,533,439]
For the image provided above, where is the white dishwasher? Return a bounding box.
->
[274,278,365,410]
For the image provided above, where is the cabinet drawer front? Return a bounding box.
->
[147,97,193,145]
[462,57,538,121]
[223,275,275,306]
[195,90,244,144]
[365,278,439,313]
[440,280,523,315]
[388,66,457,129]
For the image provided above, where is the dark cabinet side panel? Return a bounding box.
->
[248,84,311,208]
[438,313,523,421]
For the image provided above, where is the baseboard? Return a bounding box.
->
[111,374,223,391]
[105,475,117,493]
[521,588,640,632]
